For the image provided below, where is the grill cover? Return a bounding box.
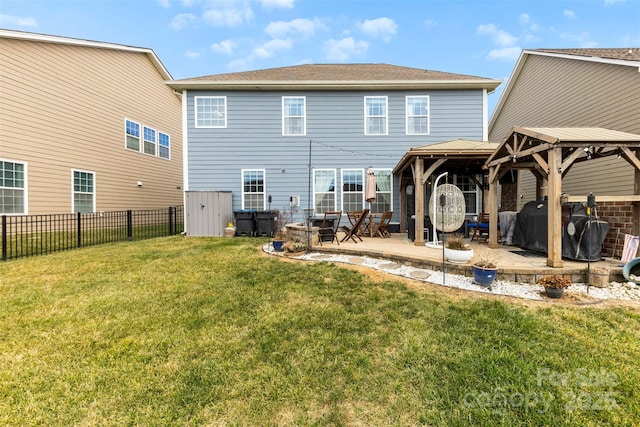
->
[512,201,609,261]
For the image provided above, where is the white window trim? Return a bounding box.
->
[364,96,388,136]
[340,168,365,212]
[143,126,157,156]
[0,158,28,215]
[313,168,337,212]
[371,168,393,213]
[282,96,306,136]
[453,174,481,216]
[125,118,171,160]
[158,132,171,160]
[71,169,96,213]
[405,95,430,135]
[124,118,141,152]
[241,168,266,210]
[195,96,227,129]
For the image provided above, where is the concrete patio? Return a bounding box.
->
[309,232,625,286]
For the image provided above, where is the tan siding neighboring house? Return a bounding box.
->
[0,30,182,215]
[488,49,640,208]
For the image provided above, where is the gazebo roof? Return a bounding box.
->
[393,139,500,175]
[486,126,640,171]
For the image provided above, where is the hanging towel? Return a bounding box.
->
[621,234,640,263]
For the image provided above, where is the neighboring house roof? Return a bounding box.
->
[168,63,501,92]
[489,48,640,131]
[533,48,640,62]
[0,28,173,80]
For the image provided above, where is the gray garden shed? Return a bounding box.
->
[185,191,233,237]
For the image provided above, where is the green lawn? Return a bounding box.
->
[0,236,638,426]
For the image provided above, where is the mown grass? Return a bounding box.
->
[0,236,638,426]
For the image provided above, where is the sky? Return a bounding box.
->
[1,0,639,114]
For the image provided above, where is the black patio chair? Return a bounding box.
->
[318,211,342,246]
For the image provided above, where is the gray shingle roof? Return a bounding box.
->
[532,48,640,61]
[180,63,495,82]
[169,63,501,91]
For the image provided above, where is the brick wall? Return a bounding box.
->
[597,201,637,258]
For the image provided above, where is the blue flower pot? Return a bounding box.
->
[472,265,497,287]
[272,240,285,251]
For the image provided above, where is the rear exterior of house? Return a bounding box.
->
[488,48,640,208]
[169,64,500,230]
[0,29,183,215]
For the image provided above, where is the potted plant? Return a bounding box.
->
[444,233,474,264]
[538,274,571,298]
[271,229,287,252]
[471,253,498,287]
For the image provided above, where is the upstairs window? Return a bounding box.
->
[196,96,227,128]
[73,169,95,213]
[125,119,169,159]
[125,119,140,151]
[143,126,156,156]
[159,133,170,159]
[242,169,265,210]
[364,96,387,135]
[406,96,429,135]
[0,160,26,214]
[282,96,306,135]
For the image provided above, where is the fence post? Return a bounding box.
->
[168,207,174,236]
[77,212,82,248]
[2,215,6,261]
[127,210,133,241]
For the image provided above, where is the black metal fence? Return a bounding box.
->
[1,206,184,261]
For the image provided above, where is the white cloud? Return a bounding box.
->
[605,0,625,5]
[170,13,197,30]
[0,14,38,28]
[265,18,328,38]
[228,57,253,70]
[185,49,201,58]
[560,31,598,47]
[202,1,254,27]
[563,9,576,19]
[211,39,236,55]
[487,47,522,61]
[158,0,171,8]
[323,37,368,61]
[476,23,518,47]
[253,38,293,58]
[519,13,530,25]
[259,0,294,9]
[424,19,437,28]
[357,17,397,42]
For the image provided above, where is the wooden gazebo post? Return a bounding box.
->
[547,146,563,267]
[413,157,425,246]
[487,167,499,248]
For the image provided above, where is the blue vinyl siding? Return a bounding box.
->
[185,89,485,217]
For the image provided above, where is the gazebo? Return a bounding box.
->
[484,127,640,267]
[393,139,500,246]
